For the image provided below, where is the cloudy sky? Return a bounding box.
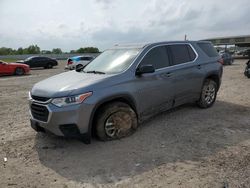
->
[0,0,249,51]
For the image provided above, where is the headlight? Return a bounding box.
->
[51,92,92,107]
[28,91,32,100]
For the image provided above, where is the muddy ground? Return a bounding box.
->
[0,60,250,188]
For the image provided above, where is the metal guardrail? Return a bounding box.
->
[0,53,100,60]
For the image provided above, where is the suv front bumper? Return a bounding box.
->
[29,100,93,142]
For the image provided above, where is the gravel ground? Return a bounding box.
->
[0,60,250,188]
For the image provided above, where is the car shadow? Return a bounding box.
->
[30,67,58,70]
[35,100,250,184]
[0,74,31,78]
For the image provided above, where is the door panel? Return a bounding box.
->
[132,46,174,120]
[167,44,204,106]
[0,63,11,74]
[166,63,204,106]
[133,69,175,119]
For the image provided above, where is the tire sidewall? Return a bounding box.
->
[47,63,53,69]
[198,80,217,108]
[96,102,138,141]
[15,67,24,76]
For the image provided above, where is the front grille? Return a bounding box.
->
[31,95,50,102]
[31,103,49,122]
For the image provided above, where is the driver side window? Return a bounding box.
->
[140,46,170,69]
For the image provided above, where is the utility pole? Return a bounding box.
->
[184,34,187,41]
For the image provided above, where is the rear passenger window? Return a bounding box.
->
[187,46,196,61]
[169,44,196,65]
[197,43,218,57]
[81,57,88,61]
[140,46,170,69]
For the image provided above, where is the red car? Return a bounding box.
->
[0,60,30,76]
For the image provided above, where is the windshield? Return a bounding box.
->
[24,57,33,61]
[83,48,141,74]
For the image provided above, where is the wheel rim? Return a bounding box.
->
[16,68,23,75]
[204,83,216,104]
[105,111,133,138]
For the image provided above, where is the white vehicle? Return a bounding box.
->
[65,55,95,70]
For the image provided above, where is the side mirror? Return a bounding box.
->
[136,64,155,75]
[75,64,84,72]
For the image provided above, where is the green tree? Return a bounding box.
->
[52,48,62,54]
[0,47,15,55]
[76,47,99,53]
[25,45,40,54]
[17,47,24,55]
[70,50,76,54]
[41,50,52,54]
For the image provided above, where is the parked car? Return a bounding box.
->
[19,56,58,69]
[0,60,30,76]
[219,51,234,65]
[29,41,222,143]
[244,60,250,78]
[242,49,250,58]
[65,55,95,70]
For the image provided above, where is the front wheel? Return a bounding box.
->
[95,102,138,141]
[197,79,217,108]
[15,67,24,76]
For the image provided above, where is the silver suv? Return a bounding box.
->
[29,41,223,143]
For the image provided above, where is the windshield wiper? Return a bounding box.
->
[86,70,106,74]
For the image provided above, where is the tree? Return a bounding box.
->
[41,50,52,54]
[25,45,40,54]
[76,47,99,53]
[52,48,62,54]
[0,47,15,55]
[70,50,76,54]
[17,47,24,55]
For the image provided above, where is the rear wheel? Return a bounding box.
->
[229,59,233,65]
[197,79,217,108]
[15,67,24,76]
[95,102,138,141]
[46,63,53,69]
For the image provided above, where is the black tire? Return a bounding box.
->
[95,102,138,141]
[197,79,217,108]
[15,67,24,76]
[46,63,53,69]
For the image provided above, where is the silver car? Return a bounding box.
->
[65,55,95,70]
[29,41,223,143]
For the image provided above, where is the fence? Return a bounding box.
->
[0,53,100,60]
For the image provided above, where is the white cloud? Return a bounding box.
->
[0,0,249,51]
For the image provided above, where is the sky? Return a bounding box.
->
[0,0,250,51]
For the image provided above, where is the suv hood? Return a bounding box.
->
[31,71,111,98]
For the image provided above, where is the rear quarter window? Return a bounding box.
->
[198,43,219,57]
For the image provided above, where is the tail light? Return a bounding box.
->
[218,58,224,65]
[67,60,73,65]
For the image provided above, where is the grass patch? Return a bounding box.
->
[0,58,19,63]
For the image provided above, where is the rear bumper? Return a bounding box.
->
[65,65,75,70]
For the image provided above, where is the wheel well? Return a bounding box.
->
[15,67,24,71]
[90,97,137,137]
[205,74,220,89]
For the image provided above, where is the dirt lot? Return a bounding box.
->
[0,60,250,188]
